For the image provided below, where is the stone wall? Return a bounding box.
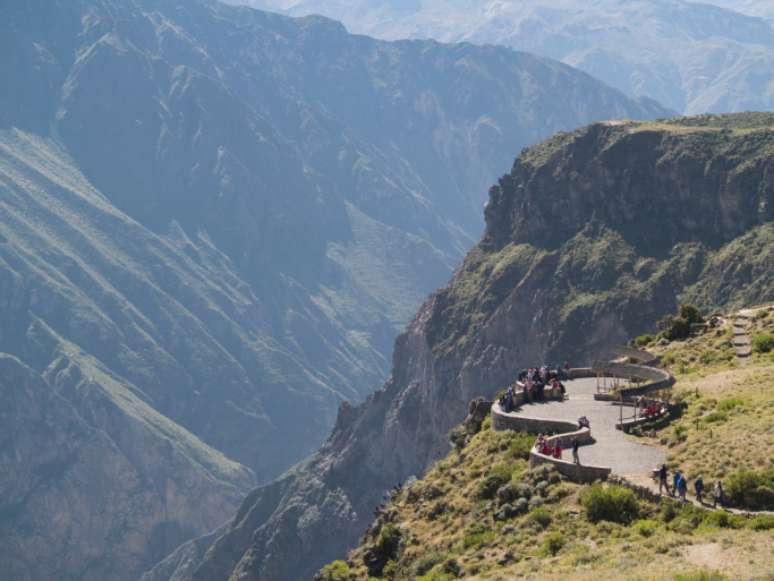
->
[592,361,674,400]
[491,401,611,483]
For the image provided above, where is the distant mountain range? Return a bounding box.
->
[235,0,774,115]
[701,0,774,22]
[0,0,666,579]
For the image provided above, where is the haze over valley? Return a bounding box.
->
[1,1,772,580]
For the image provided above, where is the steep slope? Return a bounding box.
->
[321,308,774,580]
[146,113,773,581]
[238,0,774,115]
[0,132,255,580]
[1,0,666,481]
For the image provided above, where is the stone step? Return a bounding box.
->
[736,348,752,358]
[732,327,747,336]
[732,337,751,346]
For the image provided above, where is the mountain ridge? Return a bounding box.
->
[233,0,774,114]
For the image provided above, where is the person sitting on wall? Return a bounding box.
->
[536,434,545,450]
[578,416,590,429]
[552,441,562,459]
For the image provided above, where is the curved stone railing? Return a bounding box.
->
[613,346,660,366]
[491,400,612,483]
[490,360,673,482]
[592,361,674,401]
[617,404,669,434]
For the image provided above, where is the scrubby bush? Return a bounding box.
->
[633,519,659,537]
[748,514,774,531]
[752,332,774,354]
[528,507,552,529]
[725,469,774,510]
[680,304,703,325]
[716,397,744,412]
[506,435,534,460]
[580,484,639,524]
[542,532,565,556]
[462,523,495,549]
[635,334,655,347]
[703,411,727,424]
[412,552,442,576]
[701,510,734,529]
[674,570,726,581]
[476,464,513,499]
[316,560,353,581]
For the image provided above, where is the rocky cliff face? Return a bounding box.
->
[146,113,773,581]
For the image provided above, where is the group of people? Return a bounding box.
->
[498,363,570,412]
[640,401,663,419]
[535,434,581,464]
[657,465,725,507]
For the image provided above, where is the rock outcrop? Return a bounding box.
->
[146,113,773,581]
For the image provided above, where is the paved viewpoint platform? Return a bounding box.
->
[507,378,665,477]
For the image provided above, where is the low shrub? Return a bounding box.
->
[748,514,774,531]
[703,411,727,424]
[476,464,513,500]
[635,334,655,347]
[674,570,726,581]
[462,523,495,550]
[715,397,744,412]
[412,551,442,576]
[528,507,552,529]
[698,350,716,365]
[752,332,774,354]
[701,510,734,529]
[507,435,534,460]
[580,484,639,524]
[542,531,565,556]
[316,560,353,581]
[725,469,774,510]
[633,519,659,537]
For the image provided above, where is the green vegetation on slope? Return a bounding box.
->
[319,306,774,580]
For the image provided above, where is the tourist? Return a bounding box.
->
[572,438,580,465]
[713,480,725,509]
[578,416,590,429]
[677,473,688,502]
[672,469,681,498]
[658,464,669,495]
[536,434,545,451]
[695,475,705,504]
[553,441,562,459]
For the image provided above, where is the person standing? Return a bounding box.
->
[672,469,681,498]
[695,475,705,504]
[713,480,725,509]
[572,438,580,465]
[658,464,669,495]
[678,473,688,502]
